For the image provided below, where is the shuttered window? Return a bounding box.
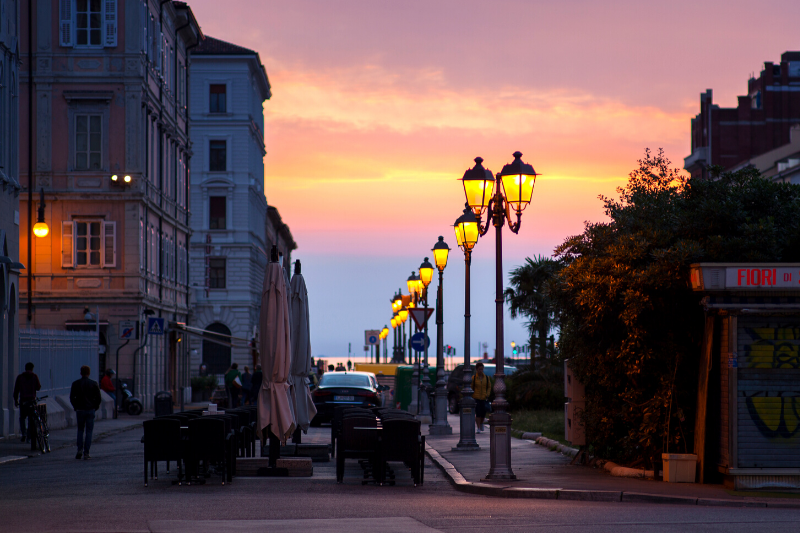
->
[75,0,102,46]
[59,0,73,47]
[75,220,101,266]
[103,0,117,47]
[62,221,74,267]
[60,0,116,48]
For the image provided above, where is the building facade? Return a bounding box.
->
[685,51,800,178]
[187,36,274,374]
[0,0,21,437]
[20,0,201,410]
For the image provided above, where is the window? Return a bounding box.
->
[76,220,101,266]
[209,258,226,289]
[210,84,226,113]
[62,220,115,267]
[209,140,226,171]
[76,0,102,46]
[209,196,226,229]
[75,114,102,170]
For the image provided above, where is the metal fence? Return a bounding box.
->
[19,328,99,397]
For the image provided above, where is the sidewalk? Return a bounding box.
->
[0,413,149,463]
[423,414,800,508]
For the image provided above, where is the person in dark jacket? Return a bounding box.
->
[241,366,253,405]
[250,365,263,403]
[70,366,102,460]
[13,362,41,446]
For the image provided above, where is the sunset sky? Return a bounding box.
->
[188,0,799,360]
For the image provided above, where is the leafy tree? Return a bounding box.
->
[553,149,800,464]
[504,255,561,358]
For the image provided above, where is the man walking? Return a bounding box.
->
[70,366,102,460]
[13,362,41,447]
[471,362,493,434]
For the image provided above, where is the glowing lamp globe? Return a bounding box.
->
[461,157,494,217]
[498,151,537,213]
[453,205,479,252]
[33,221,49,238]
[407,272,419,297]
[419,257,434,288]
[431,237,450,272]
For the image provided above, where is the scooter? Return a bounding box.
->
[120,383,143,415]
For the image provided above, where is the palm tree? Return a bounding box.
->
[504,256,561,360]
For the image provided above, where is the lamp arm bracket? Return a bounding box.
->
[478,198,494,237]
[507,208,522,234]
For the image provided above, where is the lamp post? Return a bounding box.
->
[429,238,452,434]
[452,205,481,451]
[391,290,404,363]
[462,152,538,480]
[407,271,422,415]
[418,259,434,423]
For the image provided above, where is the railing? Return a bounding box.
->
[19,328,99,397]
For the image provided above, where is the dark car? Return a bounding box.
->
[310,371,387,425]
[446,363,518,414]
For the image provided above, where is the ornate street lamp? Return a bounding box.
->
[391,290,404,363]
[452,204,480,451]
[461,152,538,479]
[407,271,423,415]
[429,238,452,434]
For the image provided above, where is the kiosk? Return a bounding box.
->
[691,263,800,490]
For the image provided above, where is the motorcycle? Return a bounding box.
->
[120,383,143,416]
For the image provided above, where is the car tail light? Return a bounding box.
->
[314,389,332,397]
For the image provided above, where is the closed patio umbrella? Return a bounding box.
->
[290,260,317,434]
[257,252,296,451]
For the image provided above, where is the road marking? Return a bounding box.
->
[0,456,27,465]
[149,517,443,533]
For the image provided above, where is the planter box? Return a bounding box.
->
[662,453,697,483]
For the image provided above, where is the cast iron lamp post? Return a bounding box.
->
[407,271,423,415]
[452,205,481,451]
[462,152,538,480]
[429,238,453,434]
[391,290,404,362]
[418,258,434,422]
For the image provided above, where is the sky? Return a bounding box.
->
[187,0,799,360]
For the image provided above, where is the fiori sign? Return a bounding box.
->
[690,264,800,291]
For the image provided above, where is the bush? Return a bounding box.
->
[506,360,564,411]
[191,375,217,391]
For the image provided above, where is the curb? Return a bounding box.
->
[534,436,579,458]
[424,443,800,508]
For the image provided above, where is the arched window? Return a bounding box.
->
[202,322,231,375]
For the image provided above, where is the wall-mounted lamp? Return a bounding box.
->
[111,174,132,185]
[32,188,49,238]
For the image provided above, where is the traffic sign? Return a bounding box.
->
[410,332,430,352]
[119,320,137,340]
[409,308,434,331]
[147,317,165,336]
[365,330,380,346]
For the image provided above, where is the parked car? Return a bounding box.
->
[446,363,518,414]
[310,371,389,425]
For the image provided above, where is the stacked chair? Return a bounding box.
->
[333,406,425,486]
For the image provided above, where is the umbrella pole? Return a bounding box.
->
[269,426,280,468]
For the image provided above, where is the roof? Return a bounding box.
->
[194,35,257,56]
[192,35,271,100]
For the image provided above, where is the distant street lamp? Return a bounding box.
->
[462,152,538,479]
[407,271,423,415]
[391,290,404,363]
[429,238,452,434]
[452,204,480,451]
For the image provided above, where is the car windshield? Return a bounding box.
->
[319,374,371,388]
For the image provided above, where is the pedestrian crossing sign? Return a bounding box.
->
[147,317,165,336]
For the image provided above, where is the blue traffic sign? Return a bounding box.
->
[147,317,165,336]
[368,335,378,344]
[410,332,430,352]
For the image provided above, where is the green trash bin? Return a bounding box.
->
[394,365,438,411]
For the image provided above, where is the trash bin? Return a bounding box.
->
[154,391,173,417]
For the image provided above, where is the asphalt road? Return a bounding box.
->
[1,426,799,532]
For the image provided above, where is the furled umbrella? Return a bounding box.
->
[257,247,296,463]
[290,260,317,436]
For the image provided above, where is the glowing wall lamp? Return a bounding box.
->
[32,188,49,238]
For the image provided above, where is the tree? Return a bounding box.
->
[504,255,561,359]
[553,149,800,464]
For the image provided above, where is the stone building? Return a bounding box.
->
[19,0,201,410]
[0,0,21,437]
[188,36,296,374]
[685,51,800,178]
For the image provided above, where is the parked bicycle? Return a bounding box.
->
[21,396,51,454]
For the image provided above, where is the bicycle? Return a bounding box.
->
[21,396,51,454]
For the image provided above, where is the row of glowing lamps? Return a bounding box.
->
[385,151,538,352]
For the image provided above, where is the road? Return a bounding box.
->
[1,426,799,532]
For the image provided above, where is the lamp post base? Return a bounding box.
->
[429,424,452,436]
[485,410,516,479]
[453,397,480,451]
[429,383,452,435]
